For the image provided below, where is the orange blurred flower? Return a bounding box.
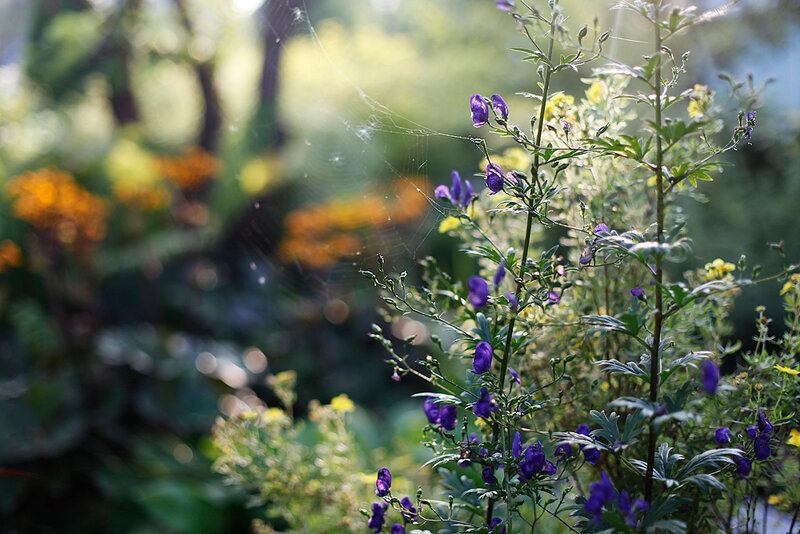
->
[159,147,220,191]
[278,177,428,268]
[5,168,109,249]
[0,240,22,273]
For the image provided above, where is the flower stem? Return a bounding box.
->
[644,0,665,505]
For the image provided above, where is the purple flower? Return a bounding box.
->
[390,524,405,534]
[555,443,573,461]
[757,409,773,435]
[440,403,458,430]
[508,367,521,384]
[376,468,392,497]
[547,291,561,304]
[747,110,756,123]
[434,184,451,201]
[584,472,616,522]
[754,434,771,460]
[702,360,719,394]
[471,94,489,127]
[451,171,463,204]
[519,444,546,482]
[496,0,513,11]
[619,492,649,527]
[494,258,506,287]
[423,397,441,425]
[579,248,593,265]
[505,291,518,310]
[630,286,645,298]
[481,465,498,485]
[468,276,490,308]
[577,424,601,465]
[463,180,475,207]
[736,456,752,477]
[746,426,758,440]
[473,387,497,418]
[473,341,493,374]
[594,223,609,234]
[576,424,591,435]
[485,163,504,194]
[543,460,557,476]
[512,431,522,458]
[400,496,417,523]
[368,502,388,532]
[715,427,731,445]
[489,517,506,534]
[491,94,509,121]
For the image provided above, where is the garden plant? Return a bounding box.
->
[213,0,800,532]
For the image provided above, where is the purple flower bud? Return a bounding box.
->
[547,291,561,304]
[485,163,504,194]
[391,524,405,534]
[494,259,506,287]
[519,445,545,481]
[555,443,573,461]
[473,386,497,418]
[489,517,506,534]
[496,0,513,11]
[473,341,493,374]
[376,468,392,497]
[746,426,758,440]
[434,184,451,201]
[423,397,440,425]
[468,276,490,308]
[505,291,518,310]
[583,446,601,465]
[757,409,773,435]
[579,248,593,265]
[594,223,609,234]
[754,434,771,460]
[576,424,591,436]
[630,286,645,298]
[715,427,731,445]
[451,170,463,204]
[463,180,474,207]
[543,460,557,476]
[481,465,498,484]
[369,502,388,532]
[512,431,522,458]
[470,94,489,127]
[440,404,458,430]
[702,360,719,394]
[399,496,418,523]
[508,367,521,384]
[584,472,616,522]
[491,94,509,121]
[746,110,756,124]
[736,456,752,477]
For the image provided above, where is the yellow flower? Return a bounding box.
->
[438,216,461,233]
[781,282,793,295]
[703,258,736,280]
[768,495,783,505]
[787,429,800,447]
[774,364,800,376]
[585,82,603,104]
[263,407,286,422]
[687,99,704,118]
[330,393,355,412]
[544,93,574,120]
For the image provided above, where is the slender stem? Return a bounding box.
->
[644,1,664,505]
[492,12,558,533]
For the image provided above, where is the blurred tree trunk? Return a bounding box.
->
[107,0,141,125]
[174,0,222,151]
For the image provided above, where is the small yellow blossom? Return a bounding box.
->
[768,495,783,505]
[263,407,286,422]
[688,84,714,118]
[703,258,736,281]
[544,93,574,120]
[780,274,800,295]
[585,82,603,104]
[788,429,800,447]
[774,364,800,376]
[330,393,355,413]
[439,216,461,233]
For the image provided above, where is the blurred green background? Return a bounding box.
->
[0,0,798,531]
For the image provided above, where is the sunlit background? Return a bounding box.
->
[0,0,798,531]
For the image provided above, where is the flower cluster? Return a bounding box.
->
[583,472,648,525]
[5,168,109,248]
[159,146,219,191]
[279,179,427,268]
[435,171,474,207]
[702,258,736,281]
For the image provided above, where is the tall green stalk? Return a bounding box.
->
[644,0,665,504]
